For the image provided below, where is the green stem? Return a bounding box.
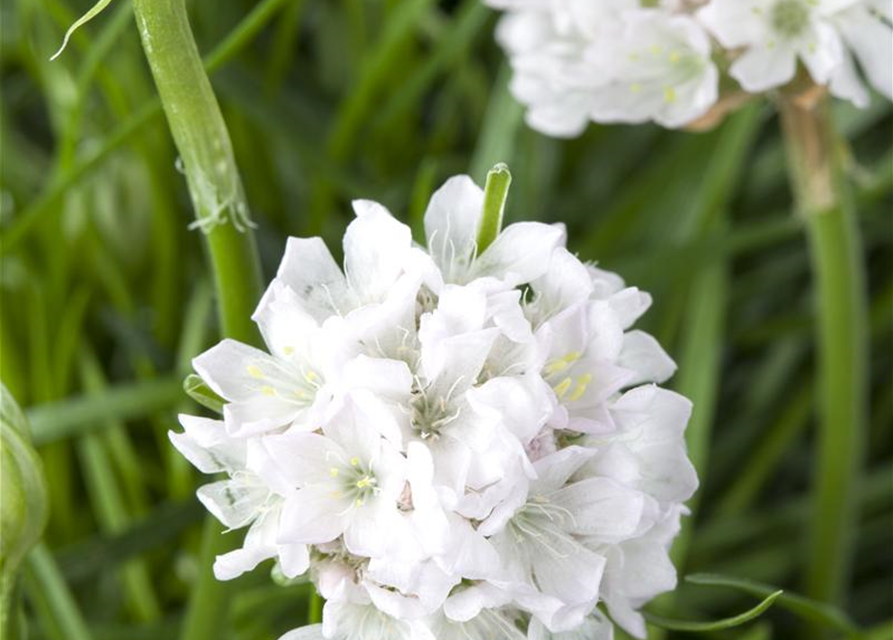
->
[778,97,867,614]
[3,0,291,257]
[476,163,512,253]
[131,1,264,639]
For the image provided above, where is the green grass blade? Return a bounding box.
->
[644,590,782,632]
[686,574,863,637]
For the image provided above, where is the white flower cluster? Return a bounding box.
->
[486,0,892,136]
[172,172,697,640]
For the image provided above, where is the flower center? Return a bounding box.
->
[409,377,463,440]
[770,0,811,37]
[246,360,322,405]
[331,457,378,507]
[543,352,592,402]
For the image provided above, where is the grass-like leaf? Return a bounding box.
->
[686,573,864,638]
[50,0,116,61]
[643,589,782,632]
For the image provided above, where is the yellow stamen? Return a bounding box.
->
[350,457,360,466]
[329,467,339,478]
[261,385,276,396]
[568,373,592,402]
[544,352,581,376]
[554,377,573,399]
[664,86,677,104]
[247,365,264,379]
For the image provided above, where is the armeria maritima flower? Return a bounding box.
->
[172,168,697,640]
[484,0,891,136]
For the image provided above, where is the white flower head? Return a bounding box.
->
[697,0,850,92]
[173,170,696,640]
[490,0,719,133]
[487,0,890,136]
[586,11,720,128]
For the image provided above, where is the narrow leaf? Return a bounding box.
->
[50,0,117,61]
[643,590,782,632]
[686,573,863,637]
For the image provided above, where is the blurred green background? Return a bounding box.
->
[1,0,891,639]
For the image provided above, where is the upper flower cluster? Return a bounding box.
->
[486,0,892,136]
[172,170,697,640]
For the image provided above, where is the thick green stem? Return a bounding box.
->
[132,0,263,343]
[779,97,867,614]
[131,1,264,638]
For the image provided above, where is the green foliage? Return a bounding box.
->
[0,385,49,637]
[0,0,890,638]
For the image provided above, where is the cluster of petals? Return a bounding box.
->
[485,0,892,136]
[172,173,698,640]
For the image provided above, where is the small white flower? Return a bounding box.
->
[697,0,850,92]
[266,400,408,558]
[192,283,349,437]
[828,0,893,106]
[169,415,309,580]
[586,11,720,128]
[490,1,719,133]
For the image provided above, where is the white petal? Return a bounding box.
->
[223,396,302,438]
[192,339,271,402]
[697,0,765,48]
[553,478,645,542]
[424,175,485,279]
[472,222,567,285]
[213,510,277,580]
[829,50,871,107]
[276,237,354,320]
[278,486,348,545]
[264,431,343,486]
[798,23,844,85]
[197,479,267,530]
[344,200,413,303]
[278,542,311,579]
[608,287,652,330]
[619,330,677,385]
[170,414,245,474]
[277,625,325,640]
[532,445,598,494]
[466,375,552,444]
[252,280,325,362]
[838,4,893,99]
[730,42,799,92]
